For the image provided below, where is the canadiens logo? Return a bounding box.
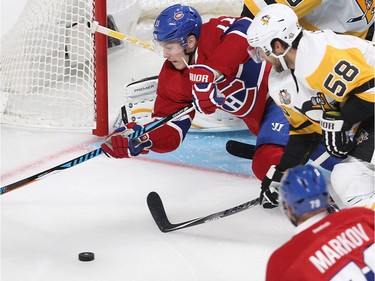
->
[356,129,369,145]
[174,11,184,20]
[279,89,291,105]
[261,15,270,25]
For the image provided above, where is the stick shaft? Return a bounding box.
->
[148,151,333,232]
[1,105,193,195]
[94,22,155,51]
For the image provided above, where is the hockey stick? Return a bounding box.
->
[147,152,330,232]
[1,105,194,195]
[226,140,256,160]
[90,21,155,51]
[147,192,260,233]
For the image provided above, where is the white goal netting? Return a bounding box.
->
[1,0,244,132]
[1,0,96,129]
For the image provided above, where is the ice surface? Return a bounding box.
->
[1,2,295,280]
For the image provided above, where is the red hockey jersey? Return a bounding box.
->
[150,16,271,153]
[266,207,375,281]
[196,16,270,135]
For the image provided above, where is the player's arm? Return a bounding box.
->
[148,93,194,153]
[102,65,195,158]
[101,95,193,158]
[189,17,251,113]
[278,107,322,170]
[203,17,251,76]
[277,132,321,170]
[306,43,374,158]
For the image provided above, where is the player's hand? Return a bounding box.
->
[259,165,283,209]
[101,122,152,158]
[189,64,225,114]
[320,111,354,159]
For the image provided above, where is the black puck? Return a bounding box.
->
[79,252,95,262]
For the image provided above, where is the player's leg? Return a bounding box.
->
[252,101,289,180]
[331,118,375,209]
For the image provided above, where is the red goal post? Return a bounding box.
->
[1,0,109,136]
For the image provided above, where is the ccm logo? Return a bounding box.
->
[190,73,209,83]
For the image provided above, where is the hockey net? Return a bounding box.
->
[0,0,243,135]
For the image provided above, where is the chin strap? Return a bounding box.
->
[273,45,291,71]
[184,47,197,65]
[279,55,289,71]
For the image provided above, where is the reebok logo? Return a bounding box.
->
[271,123,284,132]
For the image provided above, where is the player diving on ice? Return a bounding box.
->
[101,4,291,181]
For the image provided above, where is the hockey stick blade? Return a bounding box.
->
[147,191,260,233]
[226,140,256,160]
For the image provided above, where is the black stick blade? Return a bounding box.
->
[226,140,256,160]
[147,192,173,232]
[147,192,209,233]
[147,191,261,233]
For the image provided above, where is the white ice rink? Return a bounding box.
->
[1,2,295,280]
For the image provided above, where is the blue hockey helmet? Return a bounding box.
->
[153,4,202,47]
[280,165,329,218]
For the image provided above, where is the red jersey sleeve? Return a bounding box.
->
[196,17,251,78]
[148,61,195,153]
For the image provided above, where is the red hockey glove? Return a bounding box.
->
[259,165,283,209]
[189,64,225,114]
[320,111,354,159]
[101,122,152,158]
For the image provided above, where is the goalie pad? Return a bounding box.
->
[113,76,247,132]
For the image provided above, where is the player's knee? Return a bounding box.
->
[252,144,284,180]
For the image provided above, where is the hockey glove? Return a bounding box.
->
[259,165,283,209]
[101,122,152,158]
[189,64,225,114]
[320,111,354,159]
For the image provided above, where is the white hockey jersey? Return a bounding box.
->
[268,69,339,136]
[295,29,375,104]
[243,0,374,39]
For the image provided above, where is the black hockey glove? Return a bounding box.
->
[320,111,354,159]
[259,165,284,209]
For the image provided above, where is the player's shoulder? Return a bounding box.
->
[339,206,375,216]
[205,16,251,35]
[296,29,371,78]
[296,30,334,76]
[326,207,374,226]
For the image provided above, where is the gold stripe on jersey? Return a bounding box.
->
[298,20,369,39]
[243,0,321,19]
[305,45,375,103]
[281,105,322,136]
[243,0,373,39]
